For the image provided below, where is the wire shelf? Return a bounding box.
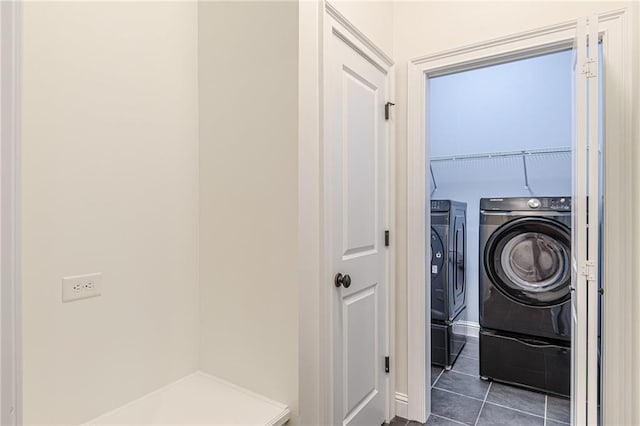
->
[430,147,572,163]
[429,146,572,196]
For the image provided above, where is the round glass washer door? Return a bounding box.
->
[484,217,571,307]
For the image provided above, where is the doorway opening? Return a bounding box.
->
[404,12,635,424]
[427,48,580,426]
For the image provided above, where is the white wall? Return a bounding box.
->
[393,0,638,398]
[198,1,299,420]
[21,2,200,424]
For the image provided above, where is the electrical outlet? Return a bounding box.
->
[62,273,102,303]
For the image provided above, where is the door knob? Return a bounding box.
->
[334,273,351,288]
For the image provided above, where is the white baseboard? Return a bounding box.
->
[394,392,408,420]
[456,320,480,338]
[399,322,478,421]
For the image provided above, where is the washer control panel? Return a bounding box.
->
[481,197,571,211]
[527,198,541,209]
[544,197,571,211]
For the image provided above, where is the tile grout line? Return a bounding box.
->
[457,354,479,361]
[432,368,446,388]
[545,395,571,424]
[474,382,492,426]
[429,413,468,426]
[484,400,546,420]
[546,415,570,425]
[433,366,564,423]
[449,369,480,379]
[433,386,486,403]
[433,386,548,420]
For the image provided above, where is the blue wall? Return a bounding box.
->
[429,50,573,156]
[428,50,573,324]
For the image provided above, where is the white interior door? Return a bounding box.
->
[571,15,600,426]
[325,20,390,426]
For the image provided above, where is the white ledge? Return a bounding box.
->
[84,372,290,426]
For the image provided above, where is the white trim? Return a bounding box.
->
[387,61,397,423]
[457,321,480,339]
[394,392,408,420]
[596,9,634,426]
[409,20,577,74]
[586,14,600,426]
[406,9,633,425]
[324,1,394,68]
[298,1,324,424]
[0,1,21,425]
[572,17,589,426]
[406,29,429,423]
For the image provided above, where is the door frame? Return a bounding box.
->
[298,1,397,424]
[0,1,22,425]
[406,9,633,424]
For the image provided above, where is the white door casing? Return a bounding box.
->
[571,17,588,426]
[571,15,600,426]
[406,9,631,424]
[585,16,600,426]
[324,12,391,426]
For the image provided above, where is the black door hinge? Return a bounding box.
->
[385,102,395,120]
[385,230,390,247]
[385,356,390,373]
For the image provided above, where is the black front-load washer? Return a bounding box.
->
[430,200,467,369]
[479,197,572,397]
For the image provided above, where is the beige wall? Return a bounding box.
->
[392,0,639,398]
[22,1,299,424]
[632,5,640,426]
[21,2,200,425]
[198,1,299,419]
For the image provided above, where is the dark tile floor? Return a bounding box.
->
[391,337,571,426]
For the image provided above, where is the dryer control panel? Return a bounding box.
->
[431,200,451,212]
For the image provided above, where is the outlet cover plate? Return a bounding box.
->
[62,272,102,303]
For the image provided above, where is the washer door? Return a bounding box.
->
[431,227,445,279]
[431,226,447,320]
[484,217,571,307]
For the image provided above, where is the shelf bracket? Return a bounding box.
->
[521,152,530,190]
[430,164,437,196]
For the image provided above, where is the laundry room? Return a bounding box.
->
[427,48,589,424]
[4,2,634,425]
